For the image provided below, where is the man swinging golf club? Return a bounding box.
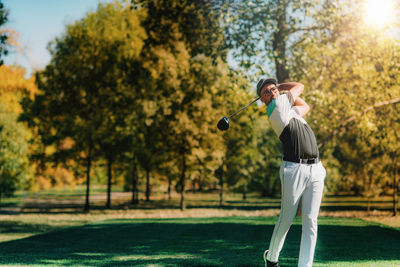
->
[258,78,326,267]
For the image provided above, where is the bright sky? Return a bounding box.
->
[3,0,113,77]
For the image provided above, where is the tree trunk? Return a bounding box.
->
[180,149,186,211]
[146,169,150,202]
[219,175,224,207]
[84,141,93,212]
[367,197,371,213]
[242,185,247,201]
[272,178,280,197]
[131,158,138,205]
[167,176,172,201]
[262,174,271,197]
[192,179,196,193]
[198,177,203,192]
[273,0,289,83]
[106,156,113,209]
[367,170,372,214]
[393,157,398,216]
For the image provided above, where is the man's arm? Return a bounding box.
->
[277,82,304,102]
[293,97,310,117]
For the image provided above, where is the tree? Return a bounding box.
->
[206,67,261,205]
[374,104,400,215]
[77,2,147,208]
[132,0,230,210]
[133,0,227,60]
[224,0,338,82]
[98,118,129,208]
[0,65,38,195]
[0,0,8,65]
[164,55,229,210]
[22,2,146,211]
[0,104,29,200]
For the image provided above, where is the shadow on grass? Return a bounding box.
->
[0,221,60,234]
[0,218,399,266]
[10,202,283,214]
[0,191,395,215]
[4,200,392,215]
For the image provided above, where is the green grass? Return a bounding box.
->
[0,217,399,266]
[1,188,399,265]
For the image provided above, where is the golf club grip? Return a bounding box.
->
[228,96,260,119]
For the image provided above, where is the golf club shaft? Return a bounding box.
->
[228,96,260,119]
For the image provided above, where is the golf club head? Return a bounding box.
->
[217,117,230,131]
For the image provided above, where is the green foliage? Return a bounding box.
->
[0,65,36,195]
[21,1,147,209]
[130,0,239,207]
[0,104,29,198]
[134,0,227,59]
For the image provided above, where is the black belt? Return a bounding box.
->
[283,157,320,164]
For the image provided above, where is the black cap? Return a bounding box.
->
[256,78,277,97]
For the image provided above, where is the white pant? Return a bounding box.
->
[266,160,326,267]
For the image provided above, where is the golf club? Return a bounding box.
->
[217,96,260,131]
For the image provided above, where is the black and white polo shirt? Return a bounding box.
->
[267,93,319,161]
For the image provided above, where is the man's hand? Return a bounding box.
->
[260,86,279,106]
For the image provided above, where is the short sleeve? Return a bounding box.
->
[293,106,301,115]
[275,94,292,112]
[285,91,295,106]
[267,94,294,136]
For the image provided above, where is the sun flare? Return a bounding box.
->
[364,0,396,28]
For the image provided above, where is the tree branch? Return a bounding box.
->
[289,26,325,34]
